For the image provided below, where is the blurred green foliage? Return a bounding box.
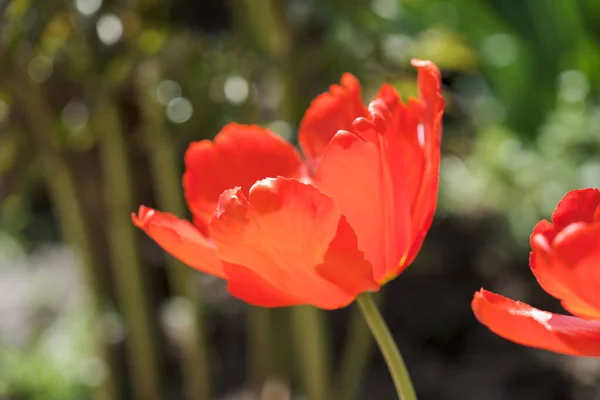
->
[0,306,96,400]
[3,0,600,399]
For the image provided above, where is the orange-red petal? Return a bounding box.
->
[403,59,445,267]
[529,198,600,319]
[551,188,600,231]
[314,61,444,283]
[132,206,224,278]
[314,102,412,283]
[298,73,367,171]
[209,177,378,309]
[183,123,304,229]
[472,289,600,357]
[530,236,600,320]
[223,262,302,307]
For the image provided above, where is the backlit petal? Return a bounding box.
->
[404,59,445,267]
[209,177,378,309]
[224,262,302,307]
[551,188,600,230]
[132,206,224,278]
[315,61,443,283]
[183,123,304,228]
[472,289,600,357]
[315,101,412,283]
[298,73,367,171]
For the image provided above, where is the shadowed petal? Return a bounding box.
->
[132,206,224,278]
[209,177,378,309]
[183,123,304,229]
[472,290,600,357]
[298,73,367,171]
[530,245,600,320]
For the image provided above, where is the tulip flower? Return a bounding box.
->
[473,188,600,357]
[134,59,443,400]
[133,59,443,309]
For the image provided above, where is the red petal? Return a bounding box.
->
[183,123,304,229]
[209,177,378,309]
[404,59,445,266]
[315,105,412,283]
[298,73,367,171]
[315,61,444,283]
[528,191,600,319]
[224,262,302,307]
[530,235,600,320]
[530,219,558,246]
[132,206,224,278]
[551,188,600,230]
[472,289,600,357]
[551,224,600,315]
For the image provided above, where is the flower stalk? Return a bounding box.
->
[357,293,417,400]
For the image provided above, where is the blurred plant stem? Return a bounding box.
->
[246,306,274,386]
[292,306,331,400]
[334,291,384,400]
[135,62,212,400]
[95,91,163,400]
[4,73,122,400]
[237,0,299,121]
[357,293,417,400]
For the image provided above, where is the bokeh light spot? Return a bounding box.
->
[61,101,89,132]
[371,0,401,20]
[482,33,518,68]
[28,56,53,83]
[224,75,249,105]
[266,120,293,141]
[96,14,123,46]
[166,97,193,124]
[156,80,182,105]
[75,0,102,16]
[559,70,589,103]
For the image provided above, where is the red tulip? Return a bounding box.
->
[133,59,444,309]
[473,188,600,356]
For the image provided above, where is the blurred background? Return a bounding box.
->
[2,0,600,399]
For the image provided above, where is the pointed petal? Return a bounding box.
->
[209,177,378,309]
[183,123,304,227]
[298,73,367,170]
[404,59,445,266]
[132,206,225,278]
[472,289,600,357]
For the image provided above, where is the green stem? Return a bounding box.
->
[356,293,417,400]
[246,306,273,387]
[334,292,384,400]
[291,306,330,400]
[96,92,163,400]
